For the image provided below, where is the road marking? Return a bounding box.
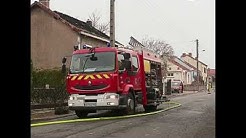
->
[31,102,181,127]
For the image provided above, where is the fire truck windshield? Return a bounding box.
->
[70,52,115,73]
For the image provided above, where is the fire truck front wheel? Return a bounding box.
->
[75,110,89,118]
[123,92,135,115]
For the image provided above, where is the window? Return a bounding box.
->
[204,68,206,73]
[117,54,124,70]
[132,56,139,71]
[70,52,115,73]
[169,67,171,70]
[188,74,189,83]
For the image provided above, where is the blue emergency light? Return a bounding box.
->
[83,44,93,49]
[107,42,110,47]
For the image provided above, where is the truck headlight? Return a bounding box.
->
[69,96,74,100]
[105,94,119,99]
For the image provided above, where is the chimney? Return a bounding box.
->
[188,53,192,57]
[86,19,92,26]
[181,53,186,57]
[39,0,50,8]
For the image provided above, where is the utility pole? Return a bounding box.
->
[110,0,115,47]
[196,39,199,91]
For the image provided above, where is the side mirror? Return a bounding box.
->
[123,53,130,60]
[90,56,98,61]
[62,57,67,73]
[62,57,67,64]
[124,60,132,71]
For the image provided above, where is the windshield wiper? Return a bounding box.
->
[82,57,90,73]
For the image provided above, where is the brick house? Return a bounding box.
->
[207,68,215,86]
[31,0,123,69]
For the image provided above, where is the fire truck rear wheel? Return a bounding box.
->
[75,110,89,118]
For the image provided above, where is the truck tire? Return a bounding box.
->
[144,105,157,112]
[123,92,135,115]
[75,110,88,118]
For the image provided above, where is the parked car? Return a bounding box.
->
[171,80,183,93]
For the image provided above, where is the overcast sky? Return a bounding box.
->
[31,0,215,69]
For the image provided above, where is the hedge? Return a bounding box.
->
[31,66,68,106]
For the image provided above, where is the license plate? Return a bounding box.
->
[84,102,96,107]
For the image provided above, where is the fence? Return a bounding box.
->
[31,86,68,109]
[183,84,206,91]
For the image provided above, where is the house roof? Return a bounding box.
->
[182,60,203,74]
[54,11,110,40]
[169,57,191,71]
[181,53,207,66]
[31,1,123,46]
[182,60,197,70]
[172,56,194,71]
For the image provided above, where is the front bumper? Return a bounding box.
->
[68,93,127,110]
[69,105,127,110]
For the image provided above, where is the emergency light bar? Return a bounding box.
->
[83,44,93,49]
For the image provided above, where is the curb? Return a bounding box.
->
[166,90,198,98]
[31,112,75,123]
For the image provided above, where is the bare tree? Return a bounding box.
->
[141,36,174,79]
[98,22,109,34]
[88,11,109,35]
[88,11,100,28]
[141,37,174,57]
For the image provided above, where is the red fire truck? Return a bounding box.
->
[62,45,165,118]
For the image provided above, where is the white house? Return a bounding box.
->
[165,56,193,85]
[172,57,195,85]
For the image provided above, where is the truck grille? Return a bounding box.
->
[85,99,97,102]
[74,84,108,90]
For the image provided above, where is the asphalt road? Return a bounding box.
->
[31,91,215,138]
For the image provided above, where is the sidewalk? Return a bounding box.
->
[165,90,199,99]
